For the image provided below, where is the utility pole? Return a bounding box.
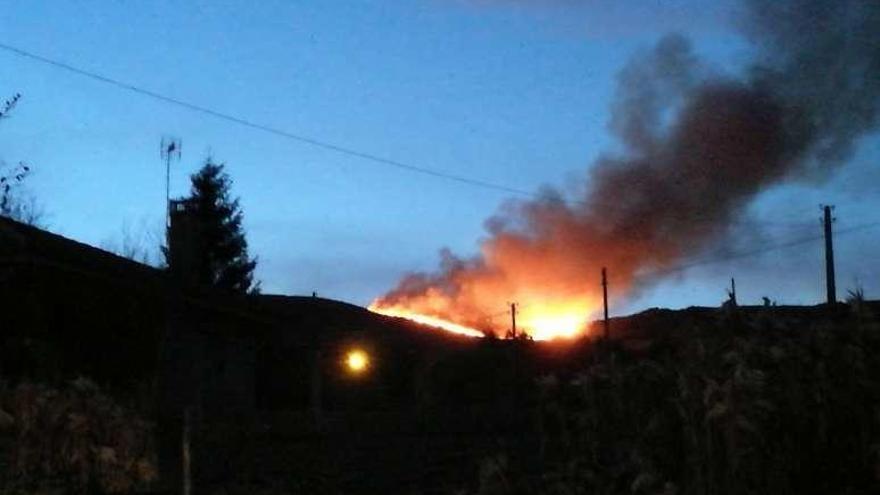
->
[510,302,518,339]
[823,205,837,304]
[730,278,737,306]
[602,267,610,340]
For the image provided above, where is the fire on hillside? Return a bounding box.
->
[369,0,879,340]
[369,296,597,341]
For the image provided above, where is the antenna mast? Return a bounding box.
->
[160,136,182,235]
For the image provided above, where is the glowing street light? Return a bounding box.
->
[345,348,370,374]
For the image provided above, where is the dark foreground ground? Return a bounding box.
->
[3,300,880,494]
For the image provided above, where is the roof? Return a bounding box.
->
[0,215,163,286]
[0,215,479,347]
[0,215,273,331]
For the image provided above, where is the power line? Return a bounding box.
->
[507,219,880,316]
[636,219,880,280]
[0,42,535,198]
[0,42,853,231]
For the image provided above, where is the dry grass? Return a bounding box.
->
[457,307,880,494]
[0,378,156,494]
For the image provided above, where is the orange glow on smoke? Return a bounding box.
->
[368,201,616,341]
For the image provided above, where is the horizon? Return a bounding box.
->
[1,0,878,320]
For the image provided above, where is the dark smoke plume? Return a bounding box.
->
[374,0,880,333]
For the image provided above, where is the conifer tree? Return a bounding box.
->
[182,158,259,294]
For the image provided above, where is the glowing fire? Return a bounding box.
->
[522,303,590,340]
[369,305,486,338]
[369,299,594,341]
[369,202,607,341]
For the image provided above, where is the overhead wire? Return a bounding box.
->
[0,42,537,198]
[636,219,880,280]
[4,42,880,334]
[0,42,835,231]
[494,219,880,318]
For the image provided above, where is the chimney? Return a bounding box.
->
[168,199,202,287]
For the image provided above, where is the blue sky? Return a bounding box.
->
[1,0,877,313]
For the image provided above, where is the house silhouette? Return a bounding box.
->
[0,213,480,490]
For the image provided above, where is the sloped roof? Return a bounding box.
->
[0,216,480,347]
[0,215,273,331]
[0,216,163,286]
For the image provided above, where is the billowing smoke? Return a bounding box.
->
[372,0,880,338]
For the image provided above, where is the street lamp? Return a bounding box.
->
[344,348,370,374]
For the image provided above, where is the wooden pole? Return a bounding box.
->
[165,151,171,235]
[510,302,518,339]
[602,267,609,340]
[823,205,837,304]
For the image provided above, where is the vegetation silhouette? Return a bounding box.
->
[0,93,43,226]
[168,157,259,294]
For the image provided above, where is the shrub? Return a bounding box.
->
[0,378,156,494]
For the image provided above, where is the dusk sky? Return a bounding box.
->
[2,0,878,316]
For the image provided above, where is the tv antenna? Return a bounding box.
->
[160,136,182,231]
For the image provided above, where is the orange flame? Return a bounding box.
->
[518,301,592,340]
[369,201,611,341]
[369,304,486,338]
[369,298,595,341]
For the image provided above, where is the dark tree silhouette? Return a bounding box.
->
[0,161,30,218]
[0,92,20,119]
[0,93,43,226]
[179,158,259,294]
[1,94,25,216]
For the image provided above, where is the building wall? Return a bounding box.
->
[158,303,259,417]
